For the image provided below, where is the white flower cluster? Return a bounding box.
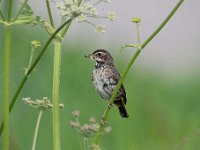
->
[56,0,117,33]
[69,110,112,137]
[23,97,64,110]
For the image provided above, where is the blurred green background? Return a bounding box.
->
[0,26,200,150]
[1,1,200,149]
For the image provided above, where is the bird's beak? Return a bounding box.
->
[84,54,95,60]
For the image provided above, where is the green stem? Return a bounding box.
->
[60,0,82,37]
[7,0,13,21]
[45,0,54,28]
[13,0,28,21]
[32,111,43,150]
[60,21,72,38]
[83,137,88,150]
[94,0,185,144]
[136,23,140,44]
[25,47,35,75]
[3,24,11,150]
[0,18,73,137]
[3,0,13,149]
[0,9,5,20]
[52,39,62,150]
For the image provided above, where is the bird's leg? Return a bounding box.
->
[107,100,113,108]
[100,117,106,125]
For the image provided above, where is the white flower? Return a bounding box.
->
[95,25,105,33]
[55,0,117,33]
[102,0,111,3]
[76,15,86,22]
[64,0,74,5]
[107,11,118,21]
[56,2,66,10]
[82,3,93,10]
[89,7,98,16]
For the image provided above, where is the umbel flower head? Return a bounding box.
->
[69,110,112,137]
[23,97,64,111]
[55,0,117,33]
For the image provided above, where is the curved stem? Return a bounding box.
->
[32,111,43,150]
[0,18,74,137]
[94,0,185,144]
[25,47,35,75]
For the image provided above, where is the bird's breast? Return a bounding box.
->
[92,67,113,100]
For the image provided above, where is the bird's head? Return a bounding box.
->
[85,49,114,65]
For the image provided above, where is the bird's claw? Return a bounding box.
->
[100,117,106,125]
[107,102,113,108]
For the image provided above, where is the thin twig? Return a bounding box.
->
[45,0,55,28]
[136,23,141,44]
[94,0,185,144]
[25,47,35,75]
[32,111,43,150]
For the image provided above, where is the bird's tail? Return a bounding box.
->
[118,105,129,118]
[114,96,129,118]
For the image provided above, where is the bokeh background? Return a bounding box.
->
[0,0,200,149]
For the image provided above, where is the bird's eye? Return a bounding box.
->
[97,52,102,57]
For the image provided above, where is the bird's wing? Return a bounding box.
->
[104,65,127,104]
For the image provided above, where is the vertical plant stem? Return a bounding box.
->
[3,0,13,149]
[0,18,73,137]
[136,23,141,44]
[94,0,185,144]
[32,111,43,150]
[3,24,11,150]
[0,10,5,20]
[52,39,62,150]
[83,137,88,150]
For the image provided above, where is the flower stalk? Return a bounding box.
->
[0,18,73,137]
[52,39,62,150]
[94,0,185,144]
[45,0,54,28]
[3,0,13,149]
[83,137,89,150]
[32,110,43,150]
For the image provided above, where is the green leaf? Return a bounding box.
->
[12,16,35,25]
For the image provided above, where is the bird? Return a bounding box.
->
[85,49,129,118]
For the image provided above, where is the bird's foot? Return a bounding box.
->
[107,102,113,108]
[100,117,106,125]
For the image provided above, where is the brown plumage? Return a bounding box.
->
[86,49,129,118]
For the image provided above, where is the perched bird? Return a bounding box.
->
[85,49,129,118]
